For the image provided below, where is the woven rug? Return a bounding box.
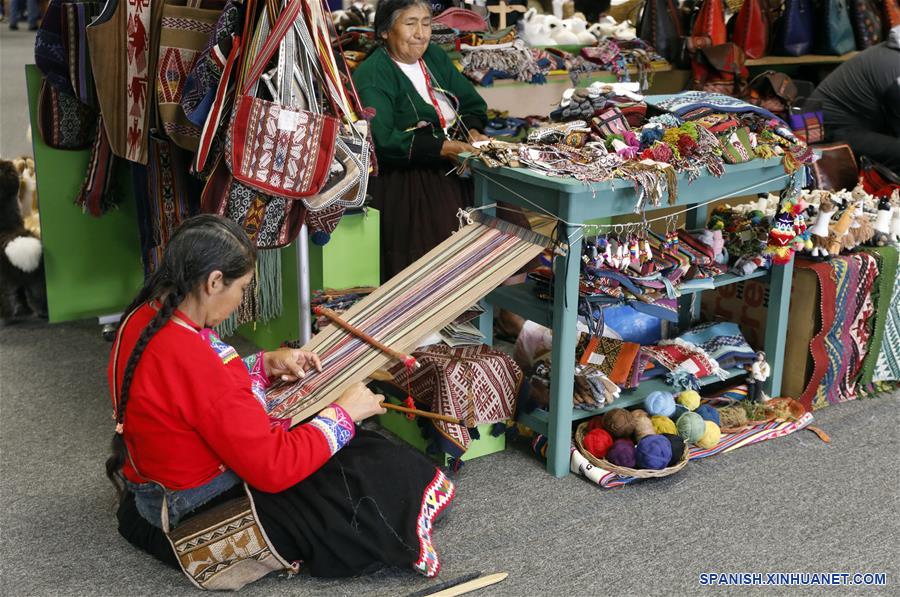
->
[799,254,878,410]
[386,344,523,458]
[858,247,898,384]
[873,253,900,383]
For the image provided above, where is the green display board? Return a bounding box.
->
[237,209,381,350]
[26,65,145,322]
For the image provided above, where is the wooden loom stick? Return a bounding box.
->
[427,572,509,596]
[381,402,465,425]
[314,306,418,368]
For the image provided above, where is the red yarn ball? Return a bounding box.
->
[583,428,614,459]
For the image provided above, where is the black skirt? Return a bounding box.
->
[369,166,473,283]
[116,430,454,578]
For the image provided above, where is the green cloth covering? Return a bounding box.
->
[352,43,487,167]
[859,245,900,385]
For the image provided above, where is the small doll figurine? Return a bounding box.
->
[746,351,771,403]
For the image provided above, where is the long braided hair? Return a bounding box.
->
[105,215,257,498]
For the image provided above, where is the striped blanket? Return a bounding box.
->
[571,413,814,489]
[264,213,549,425]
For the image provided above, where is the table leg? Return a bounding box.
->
[547,225,582,477]
[763,258,793,397]
[475,176,496,344]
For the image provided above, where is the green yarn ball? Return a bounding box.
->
[676,412,706,444]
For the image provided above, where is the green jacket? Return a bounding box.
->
[352,43,487,168]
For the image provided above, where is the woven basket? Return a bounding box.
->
[574,422,689,478]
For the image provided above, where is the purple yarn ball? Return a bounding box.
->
[606,438,637,468]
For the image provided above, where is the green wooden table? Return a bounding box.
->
[472,155,798,477]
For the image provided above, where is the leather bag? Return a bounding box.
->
[744,70,797,119]
[847,0,883,50]
[810,143,858,191]
[688,40,748,97]
[691,0,727,45]
[733,0,771,59]
[885,0,900,33]
[775,0,814,56]
[816,0,856,55]
[637,0,683,64]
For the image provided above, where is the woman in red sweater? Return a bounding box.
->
[107,215,454,582]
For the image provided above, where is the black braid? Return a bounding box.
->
[104,215,256,500]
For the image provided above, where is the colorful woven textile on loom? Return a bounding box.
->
[263,213,549,425]
[570,412,814,488]
[873,262,900,383]
[385,344,523,458]
[798,255,878,411]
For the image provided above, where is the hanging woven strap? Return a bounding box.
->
[76,117,118,217]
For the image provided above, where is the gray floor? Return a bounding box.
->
[1,22,899,597]
[2,318,899,597]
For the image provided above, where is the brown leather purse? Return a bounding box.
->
[810,143,859,191]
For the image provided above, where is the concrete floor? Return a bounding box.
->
[0,25,36,159]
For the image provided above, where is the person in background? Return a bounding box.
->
[107,215,454,582]
[353,0,491,281]
[8,0,39,30]
[809,26,900,174]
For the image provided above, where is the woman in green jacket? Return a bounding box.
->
[353,0,490,281]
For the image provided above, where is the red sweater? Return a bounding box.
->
[108,304,341,493]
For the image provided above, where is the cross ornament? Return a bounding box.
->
[487,1,527,30]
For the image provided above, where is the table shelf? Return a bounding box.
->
[473,101,798,477]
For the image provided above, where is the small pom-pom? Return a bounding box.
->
[311,231,331,246]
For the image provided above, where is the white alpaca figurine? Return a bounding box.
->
[809,195,838,258]
[519,8,557,46]
[891,189,900,242]
[566,17,597,45]
[549,16,580,45]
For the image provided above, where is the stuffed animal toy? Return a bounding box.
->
[12,157,39,237]
[808,195,838,258]
[519,8,557,45]
[0,159,47,324]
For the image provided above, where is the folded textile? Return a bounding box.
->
[386,344,523,458]
[677,322,757,371]
[861,246,899,384]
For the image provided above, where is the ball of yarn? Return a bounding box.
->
[602,408,635,439]
[695,404,721,426]
[586,416,605,432]
[644,391,676,417]
[582,428,614,459]
[635,434,673,470]
[718,405,748,429]
[651,415,677,435]
[661,433,685,466]
[632,415,656,441]
[676,412,706,444]
[671,404,689,422]
[677,390,701,411]
[631,408,649,418]
[696,421,722,449]
[605,438,636,468]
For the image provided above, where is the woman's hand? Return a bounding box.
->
[263,348,323,382]
[334,382,387,422]
[440,139,476,162]
[468,130,490,144]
